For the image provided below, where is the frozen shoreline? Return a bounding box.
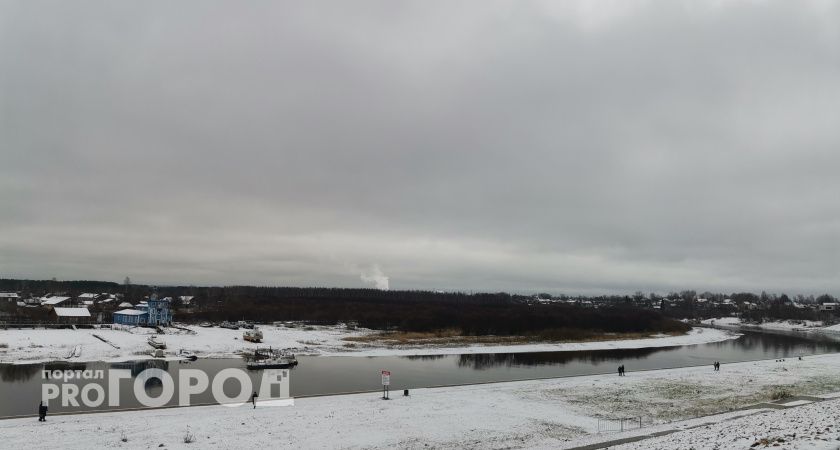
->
[701,317,829,332]
[3,353,840,449]
[320,327,740,357]
[0,326,740,364]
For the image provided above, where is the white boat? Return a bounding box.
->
[220,321,239,330]
[243,327,263,343]
[147,336,166,349]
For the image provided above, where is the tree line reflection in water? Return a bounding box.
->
[0,359,170,383]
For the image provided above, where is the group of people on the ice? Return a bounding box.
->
[712,361,721,371]
[617,364,626,376]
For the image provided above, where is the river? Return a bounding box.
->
[2,328,839,418]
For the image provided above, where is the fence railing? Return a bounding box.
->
[597,417,644,433]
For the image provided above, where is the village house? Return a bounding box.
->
[77,293,100,302]
[41,296,71,307]
[0,292,20,302]
[51,307,91,325]
[113,308,147,326]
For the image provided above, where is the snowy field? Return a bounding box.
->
[4,354,840,449]
[613,399,840,450]
[0,325,738,364]
[702,317,827,331]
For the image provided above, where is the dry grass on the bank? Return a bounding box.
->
[344,329,686,347]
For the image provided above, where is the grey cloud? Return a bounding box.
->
[1,0,838,294]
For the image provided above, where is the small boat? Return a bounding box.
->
[147,336,166,349]
[178,349,198,361]
[247,355,298,370]
[220,321,239,330]
[246,348,298,370]
[243,327,263,343]
[199,322,213,328]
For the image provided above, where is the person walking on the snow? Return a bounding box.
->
[251,391,258,409]
[38,401,47,422]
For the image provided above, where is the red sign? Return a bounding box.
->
[381,370,391,386]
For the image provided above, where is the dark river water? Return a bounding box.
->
[2,329,840,418]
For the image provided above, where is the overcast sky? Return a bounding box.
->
[1,1,838,294]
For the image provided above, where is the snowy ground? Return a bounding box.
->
[0,325,738,364]
[613,399,840,450]
[701,317,826,331]
[4,353,840,449]
[0,324,368,364]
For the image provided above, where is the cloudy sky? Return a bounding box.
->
[1,1,838,294]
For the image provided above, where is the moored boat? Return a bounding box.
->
[243,327,263,343]
[246,348,298,370]
[220,321,239,330]
[178,349,198,361]
[147,336,166,349]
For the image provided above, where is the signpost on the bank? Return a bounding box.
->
[381,370,391,400]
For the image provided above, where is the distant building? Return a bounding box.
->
[820,303,837,311]
[41,296,71,307]
[147,295,172,326]
[113,309,148,326]
[112,294,171,326]
[52,307,91,325]
[0,292,19,302]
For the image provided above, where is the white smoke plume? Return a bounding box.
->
[360,265,390,290]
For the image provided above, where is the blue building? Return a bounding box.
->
[147,295,172,326]
[112,294,172,326]
[112,309,148,325]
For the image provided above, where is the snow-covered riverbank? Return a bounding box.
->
[701,317,828,332]
[321,327,740,357]
[4,353,840,449]
[0,325,739,364]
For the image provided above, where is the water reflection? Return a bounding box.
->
[456,346,674,370]
[0,364,41,383]
[112,359,170,377]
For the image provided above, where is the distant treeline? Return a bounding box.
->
[0,279,688,336]
[180,292,688,336]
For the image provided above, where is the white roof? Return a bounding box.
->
[118,302,133,308]
[42,296,71,306]
[0,293,19,298]
[78,293,98,298]
[114,308,147,316]
[83,300,94,305]
[53,307,90,317]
